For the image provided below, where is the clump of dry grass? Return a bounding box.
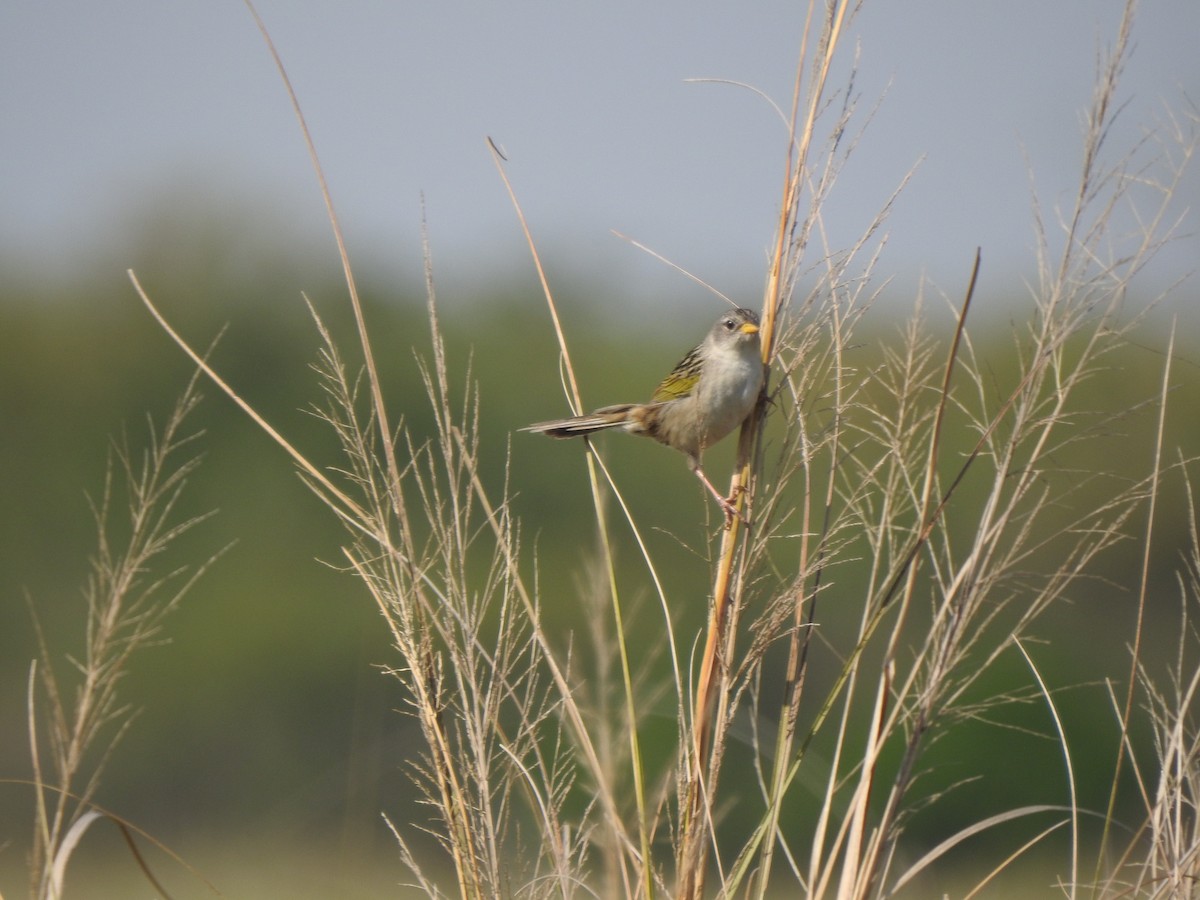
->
[24,371,222,900]
[1092,393,1200,899]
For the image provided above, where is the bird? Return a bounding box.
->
[522,307,765,520]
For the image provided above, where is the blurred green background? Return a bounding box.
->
[1,190,1198,897]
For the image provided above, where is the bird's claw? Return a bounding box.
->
[718,493,750,528]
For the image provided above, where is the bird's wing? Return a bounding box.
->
[651,347,701,402]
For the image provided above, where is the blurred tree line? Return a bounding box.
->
[1,200,1197,894]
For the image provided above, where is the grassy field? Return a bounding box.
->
[6,1,1200,897]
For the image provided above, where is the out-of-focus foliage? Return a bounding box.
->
[1,205,1196,894]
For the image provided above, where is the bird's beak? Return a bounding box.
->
[740,322,760,335]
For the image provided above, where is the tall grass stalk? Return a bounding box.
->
[25,372,218,900]
[1116,457,1200,898]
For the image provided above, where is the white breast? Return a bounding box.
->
[695,343,764,449]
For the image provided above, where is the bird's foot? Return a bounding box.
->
[720,494,750,528]
[694,467,750,528]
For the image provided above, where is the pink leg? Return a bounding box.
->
[692,466,746,525]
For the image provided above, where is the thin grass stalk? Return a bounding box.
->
[765,225,896,899]
[249,52,503,897]
[820,283,970,900]
[803,304,934,893]
[888,249,980,616]
[27,661,52,897]
[833,663,891,900]
[243,1,408,527]
[239,39,481,887]
[1094,322,1173,890]
[1095,333,1185,900]
[27,375,215,900]
[136,278,499,889]
[587,446,686,711]
[487,140,653,895]
[676,442,754,900]
[327,293,541,898]
[678,5,857,897]
[1095,678,1153,895]
[838,256,980,898]
[421,649,485,900]
[961,821,1073,900]
[853,8,1171,889]
[132,273,369,530]
[722,579,902,893]
[1142,565,1200,896]
[727,220,1112,895]
[754,5,858,894]
[135,19,638,895]
[1014,639,1082,899]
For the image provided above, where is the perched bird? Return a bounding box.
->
[522,307,765,519]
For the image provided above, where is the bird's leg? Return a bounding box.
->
[692,464,748,526]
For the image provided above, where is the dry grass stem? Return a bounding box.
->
[26,372,220,900]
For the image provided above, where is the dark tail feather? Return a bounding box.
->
[521,404,635,438]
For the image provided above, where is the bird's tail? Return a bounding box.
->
[521,404,638,438]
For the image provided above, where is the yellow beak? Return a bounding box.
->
[740,322,760,335]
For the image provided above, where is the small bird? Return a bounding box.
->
[522,307,765,519]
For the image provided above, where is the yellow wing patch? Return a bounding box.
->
[652,347,702,402]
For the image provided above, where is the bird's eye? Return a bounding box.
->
[722,317,736,330]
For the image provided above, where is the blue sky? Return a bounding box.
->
[3,1,1197,315]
